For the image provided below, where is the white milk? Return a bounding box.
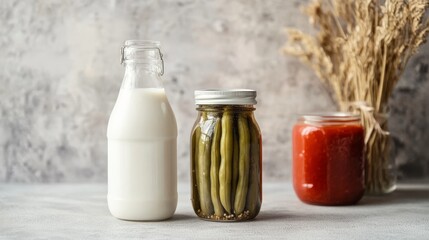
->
[107,88,178,220]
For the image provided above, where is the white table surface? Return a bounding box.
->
[0,182,428,240]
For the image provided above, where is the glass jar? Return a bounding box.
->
[364,112,396,195]
[190,89,262,221]
[107,40,178,220]
[292,113,365,205]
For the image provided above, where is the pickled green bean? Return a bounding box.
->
[197,113,214,215]
[220,111,233,214]
[231,125,239,208]
[246,116,261,216]
[234,114,250,215]
[191,125,201,211]
[210,117,224,216]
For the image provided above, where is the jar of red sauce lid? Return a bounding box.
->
[292,113,365,205]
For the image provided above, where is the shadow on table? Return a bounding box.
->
[169,214,195,221]
[359,186,429,206]
[255,210,290,221]
[118,214,195,223]
[256,210,369,222]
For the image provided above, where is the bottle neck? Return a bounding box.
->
[120,41,164,89]
[121,62,163,89]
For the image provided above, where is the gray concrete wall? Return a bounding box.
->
[0,0,428,182]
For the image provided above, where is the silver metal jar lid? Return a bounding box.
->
[194,89,257,105]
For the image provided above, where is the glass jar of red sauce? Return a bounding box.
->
[292,113,365,205]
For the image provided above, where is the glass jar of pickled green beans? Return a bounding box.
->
[190,89,262,221]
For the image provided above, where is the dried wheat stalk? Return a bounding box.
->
[284,0,429,194]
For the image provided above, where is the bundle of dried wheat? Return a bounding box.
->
[284,0,429,194]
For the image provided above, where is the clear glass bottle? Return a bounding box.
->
[107,40,178,220]
[191,90,262,221]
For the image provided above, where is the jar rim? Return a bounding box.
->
[299,112,361,123]
[194,89,257,105]
[124,40,160,48]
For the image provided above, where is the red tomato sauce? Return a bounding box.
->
[292,122,365,205]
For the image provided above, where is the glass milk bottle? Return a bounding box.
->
[107,40,178,221]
